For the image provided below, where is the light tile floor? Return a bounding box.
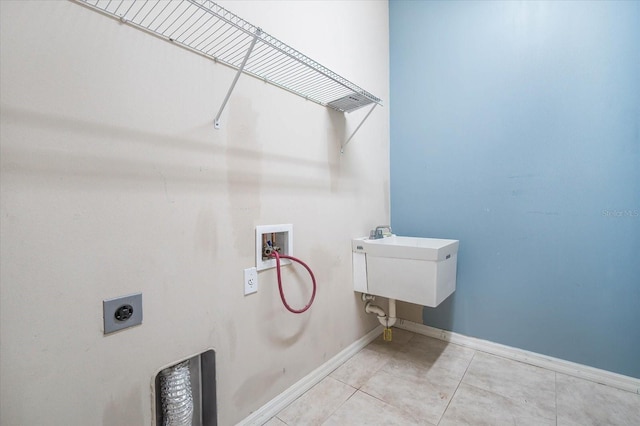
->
[265,329,640,425]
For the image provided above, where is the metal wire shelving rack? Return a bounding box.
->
[73,0,382,142]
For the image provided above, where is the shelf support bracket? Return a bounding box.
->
[341,103,377,153]
[214,29,262,129]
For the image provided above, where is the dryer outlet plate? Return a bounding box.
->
[103,293,143,335]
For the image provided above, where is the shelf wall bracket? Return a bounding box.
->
[341,103,377,153]
[214,28,262,129]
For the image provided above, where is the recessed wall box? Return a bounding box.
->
[256,224,293,271]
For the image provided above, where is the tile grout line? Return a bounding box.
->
[436,348,477,425]
[456,350,559,421]
[356,387,425,425]
[447,378,559,426]
[273,415,287,426]
[319,384,359,426]
[356,334,425,424]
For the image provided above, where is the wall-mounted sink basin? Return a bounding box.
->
[352,235,459,307]
[353,235,458,261]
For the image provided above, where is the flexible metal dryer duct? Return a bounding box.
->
[159,361,194,426]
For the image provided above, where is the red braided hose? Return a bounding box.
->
[271,251,317,314]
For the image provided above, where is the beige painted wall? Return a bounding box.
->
[0,1,389,425]
[396,301,424,324]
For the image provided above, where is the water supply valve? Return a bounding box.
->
[262,242,281,260]
[256,224,293,271]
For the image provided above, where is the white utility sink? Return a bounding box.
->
[352,235,459,307]
[353,235,458,261]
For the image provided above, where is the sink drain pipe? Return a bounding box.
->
[362,294,397,328]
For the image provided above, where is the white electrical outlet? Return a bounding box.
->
[244,267,258,295]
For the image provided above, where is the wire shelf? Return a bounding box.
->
[73,0,382,113]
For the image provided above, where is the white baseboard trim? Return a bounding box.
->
[395,319,640,395]
[236,325,383,426]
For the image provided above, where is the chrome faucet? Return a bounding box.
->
[370,225,392,239]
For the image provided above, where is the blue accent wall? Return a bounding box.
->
[390,0,639,378]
